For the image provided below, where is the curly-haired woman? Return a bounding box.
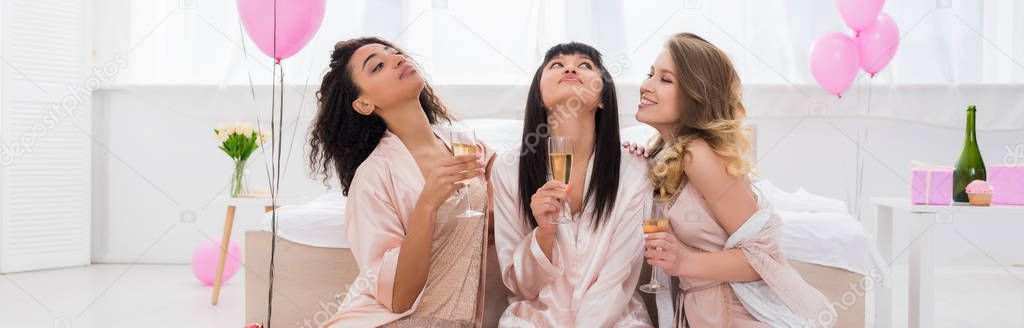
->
[311,37,493,328]
[633,33,835,327]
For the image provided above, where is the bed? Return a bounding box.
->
[243,120,884,327]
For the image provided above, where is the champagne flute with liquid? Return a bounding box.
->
[450,126,484,218]
[548,137,574,224]
[640,197,670,294]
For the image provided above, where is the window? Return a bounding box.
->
[92,0,1024,86]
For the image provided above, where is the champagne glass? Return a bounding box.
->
[449,125,484,218]
[640,197,670,294]
[547,137,574,224]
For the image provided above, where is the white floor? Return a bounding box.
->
[0,264,243,328]
[1,264,1022,327]
[881,266,1024,327]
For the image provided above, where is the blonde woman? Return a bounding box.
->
[629,33,835,327]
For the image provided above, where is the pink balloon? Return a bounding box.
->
[837,0,885,34]
[237,0,325,63]
[857,13,899,77]
[192,238,243,286]
[810,32,860,97]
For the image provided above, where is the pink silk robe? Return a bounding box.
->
[667,183,835,328]
[491,148,654,328]
[323,129,493,328]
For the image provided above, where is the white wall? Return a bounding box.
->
[90,83,1024,269]
[90,85,325,264]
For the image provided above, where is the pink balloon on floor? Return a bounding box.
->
[237,0,325,63]
[837,0,885,34]
[192,238,243,286]
[857,13,900,77]
[810,32,861,97]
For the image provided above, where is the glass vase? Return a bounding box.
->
[230,159,250,197]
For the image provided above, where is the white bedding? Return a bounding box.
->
[755,181,889,280]
[257,191,348,249]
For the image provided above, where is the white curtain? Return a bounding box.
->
[92,0,1024,86]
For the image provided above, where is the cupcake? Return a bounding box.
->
[965,180,994,206]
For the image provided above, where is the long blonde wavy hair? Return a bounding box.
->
[649,33,753,201]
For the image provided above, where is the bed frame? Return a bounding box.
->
[244,230,864,327]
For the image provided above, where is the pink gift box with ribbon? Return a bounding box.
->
[989,165,1024,205]
[910,163,953,205]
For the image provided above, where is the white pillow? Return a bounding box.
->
[755,180,849,214]
[258,192,348,248]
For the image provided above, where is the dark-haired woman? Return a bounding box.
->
[491,42,654,327]
[313,37,492,328]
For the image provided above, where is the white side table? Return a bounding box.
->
[871,197,1024,327]
[211,195,303,305]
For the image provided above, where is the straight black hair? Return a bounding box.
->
[517,42,621,229]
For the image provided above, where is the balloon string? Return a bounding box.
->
[276,67,284,203]
[267,64,276,328]
[237,22,257,103]
[856,77,872,219]
[238,20,275,209]
[267,0,278,326]
[238,15,276,328]
[281,74,310,179]
[854,78,872,219]
[267,62,283,328]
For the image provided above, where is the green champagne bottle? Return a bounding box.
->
[953,105,986,203]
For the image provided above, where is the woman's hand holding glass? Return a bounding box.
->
[418,153,485,210]
[530,180,571,234]
[643,229,693,277]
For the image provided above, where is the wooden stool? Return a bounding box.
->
[211,196,301,305]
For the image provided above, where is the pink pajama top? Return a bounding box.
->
[491,148,654,328]
[323,128,493,328]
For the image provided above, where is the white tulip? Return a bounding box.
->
[223,122,237,136]
[239,122,254,136]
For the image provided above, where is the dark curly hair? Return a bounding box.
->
[309,37,451,196]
